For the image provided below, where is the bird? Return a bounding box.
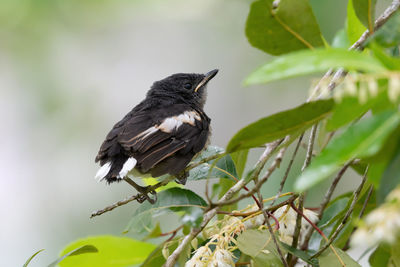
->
[94,69,218,203]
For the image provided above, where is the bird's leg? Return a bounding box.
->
[123,177,157,204]
[175,170,188,185]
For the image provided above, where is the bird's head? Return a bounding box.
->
[147,69,218,108]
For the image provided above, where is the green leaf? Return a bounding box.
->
[181,207,204,228]
[378,141,400,204]
[23,249,44,267]
[245,0,323,55]
[125,188,207,234]
[318,197,350,229]
[364,126,400,187]
[141,240,179,267]
[280,243,318,266]
[142,177,182,192]
[230,149,249,177]
[143,223,162,241]
[369,42,400,70]
[391,239,400,266]
[319,246,361,267]
[295,111,400,191]
[245,48,386,85]
[331,29,350,49]
[369,244,391,267]
[188,156,237,181]
[51,245,98,267]
[237,229,283,267]
[187,146,238,181]
[227,99,334,152]
[346,0,367,44]
[57,237,154,267]
[352,0,377,32]
[369,11,400,48]
[326,96,371,131]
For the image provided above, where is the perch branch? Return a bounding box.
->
[90,152,225,218]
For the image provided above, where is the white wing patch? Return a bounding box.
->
[121,110,202,146]
[158,111,201,133]
[118,157,137,178]
[95,162,112,182]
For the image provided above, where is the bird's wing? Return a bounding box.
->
[116,105,210,174]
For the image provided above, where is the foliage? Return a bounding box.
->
[31,1,400,266]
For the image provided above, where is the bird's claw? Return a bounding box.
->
[137,188,157,204]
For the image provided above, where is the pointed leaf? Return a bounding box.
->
[141,239,180,267]
[352,0,377,32]
[50,245,98,267]
[246,0,323,55]
[378,141,400,204]
[237,229,283,267]
[332,29,350,49]
[125,188,207,234]
[245,48,386,85]
[230,149,249,178]
[57,236,154,267]
[23,249,44,267]
[346,0,366,44]
[280,243,318,266]
[369,244,391,267]
[227,100,334,152]
[188,146,238,181]
[319,246,361,267]
[295,111,400,191]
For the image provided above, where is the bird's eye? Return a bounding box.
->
[183,83,192,89]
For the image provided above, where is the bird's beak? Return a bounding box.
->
[194,69,219,92]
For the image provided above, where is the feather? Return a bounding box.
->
[118,157,137,178]
[95,162,112,181]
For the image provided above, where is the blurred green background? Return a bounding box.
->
[0,0,391,266]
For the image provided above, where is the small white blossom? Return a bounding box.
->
[242,205,265,229]
[209,248,235,267]
[185,246,212,267]
[388,75,400,103]
[274,205,318,245]
[351,186,400,247]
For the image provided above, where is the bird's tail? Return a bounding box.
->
[95,155,137,183]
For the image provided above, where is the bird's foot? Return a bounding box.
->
[124,177,157,204]
[175,171,188,185]
[136,187,157,204]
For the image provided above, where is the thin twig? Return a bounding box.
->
[300,161,352,249]
[266,214,290,267]
[90,194,141,218]
[214,146,287,207]
[217,194,298,217]
[287,195,304,266]
[270,135,304,207]
[254,175,289,267]
[343,185,374,251]
[302,125,318,171]
[290,202,345,267]
[310,167,369,259]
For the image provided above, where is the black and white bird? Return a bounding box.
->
[94,69,218,203]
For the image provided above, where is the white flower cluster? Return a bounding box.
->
[351,186,400,247]
[327,73,400,104]
[185,215,244,266]
[185,247,235,267]
[273,205,318,245]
